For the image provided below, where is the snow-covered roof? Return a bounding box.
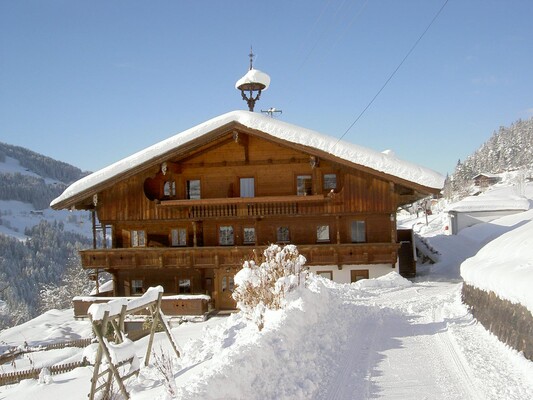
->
[446,191,530,213]
[51,110,444,208]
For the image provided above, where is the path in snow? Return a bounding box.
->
[318,282,533,400]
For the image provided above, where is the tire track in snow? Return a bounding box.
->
[432,304,483,400]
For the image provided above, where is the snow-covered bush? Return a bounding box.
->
[233,244,308,330]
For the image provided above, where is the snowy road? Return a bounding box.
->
[316,281,533,400]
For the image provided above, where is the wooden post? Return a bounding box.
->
[91,210,97,249]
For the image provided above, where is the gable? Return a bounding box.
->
[51,111,444,210]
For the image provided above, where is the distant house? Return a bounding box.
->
[51,111,443,315]
[446,190,529,235]
[473,173,501,188]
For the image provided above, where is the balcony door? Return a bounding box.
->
[240,177,255,198]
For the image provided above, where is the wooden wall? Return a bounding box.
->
[95,130,397,248]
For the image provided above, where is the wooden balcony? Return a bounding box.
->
[80,243,399,270]
[157,195,332,219]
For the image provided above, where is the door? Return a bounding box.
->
[217,270,237,310]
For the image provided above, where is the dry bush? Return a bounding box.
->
[233,244,308,330]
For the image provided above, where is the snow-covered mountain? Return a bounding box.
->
[0,142,94,328]
[445,117,533,200]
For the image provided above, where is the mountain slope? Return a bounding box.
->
[445,117,533,199]
[0,142,93,328]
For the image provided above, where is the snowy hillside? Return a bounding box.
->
[445,117,533,200]
[0,147,92,240]
[0,143,94,328]
[1,180,533,399]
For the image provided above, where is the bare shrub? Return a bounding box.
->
[233,244,308,330]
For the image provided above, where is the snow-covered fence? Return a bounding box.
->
[0,357,89,386]
[0,338,92,365]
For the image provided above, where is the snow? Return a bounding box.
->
[87,286,164,320]
[235,68,271,90]
[3,182,533,399]
[446,185,529,212]
[51,110,444,208]
[461,209,533,314]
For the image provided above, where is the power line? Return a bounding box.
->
[333,0,450,148]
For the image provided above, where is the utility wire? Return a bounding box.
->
[333,0,450,148]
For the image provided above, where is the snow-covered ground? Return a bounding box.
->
[1,182,533,399]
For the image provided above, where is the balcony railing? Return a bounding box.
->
[80,243,399,270]
[157,195,331,219]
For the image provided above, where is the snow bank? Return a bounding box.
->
[354,271,412,289]
[51,111,444,207]
[460,209,533,314]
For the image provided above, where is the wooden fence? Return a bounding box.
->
[0,357,89,386]
[0,338,92,365]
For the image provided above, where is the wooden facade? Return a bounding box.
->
[52,118,440,314]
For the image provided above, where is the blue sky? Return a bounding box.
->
[1,1,532,176]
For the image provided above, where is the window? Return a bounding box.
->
[277,226,290,243]
[164,181,176,197]
[317,271,333,280]
[131,230,146,247]
[317,225,330,242]
[243,227,256,244]
[131,279,143,295]
[296,175,312,196]
[171,228,187,247]
[222,276,235,293]
[240,177,255,198]
[351,220,366,243]
[323,174,337,190]
[219,226,234,245]
[186,179,201,199]
[351,270,369,283]
[178,279,191,294]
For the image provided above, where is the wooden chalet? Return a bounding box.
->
[51,111,443,316]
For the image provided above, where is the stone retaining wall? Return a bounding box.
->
[462,283,533,361]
